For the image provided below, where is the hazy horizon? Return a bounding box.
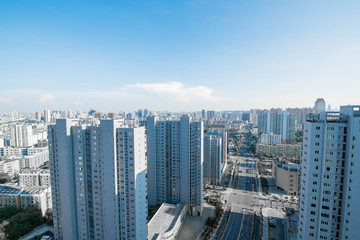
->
[1,1,359,112]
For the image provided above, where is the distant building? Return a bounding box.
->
[260,133,281,145]
[257,143,302,158]
[314,98,326,114]
[257,111,295,142]
[10,124,33,147]
[202,109,206,119]
[206,111,215,120]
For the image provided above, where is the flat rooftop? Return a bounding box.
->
[148,203,185,240]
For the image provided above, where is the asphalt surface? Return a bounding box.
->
[221,212,244,240]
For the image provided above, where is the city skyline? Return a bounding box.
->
[1,1,360,112]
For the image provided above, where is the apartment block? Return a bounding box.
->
[19,169,51,187]
[48,119,147,240]
[145,116,203,215]
[298,106,360,240]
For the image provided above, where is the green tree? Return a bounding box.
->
[0,206,20,222]
[5,208,44,240]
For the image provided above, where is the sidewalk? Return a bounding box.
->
[19,224,53,240]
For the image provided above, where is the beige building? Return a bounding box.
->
[272,158,300,195]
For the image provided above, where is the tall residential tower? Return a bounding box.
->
[145,116,203,215]
[49,119,147,240]
[298,106,360,239]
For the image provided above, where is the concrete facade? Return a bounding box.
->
[298,106,360,240]
[48,119,148,240]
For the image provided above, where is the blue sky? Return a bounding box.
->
[0,1,359,112]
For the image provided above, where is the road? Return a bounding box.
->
[215,127,289,240]
[216,154,265,240]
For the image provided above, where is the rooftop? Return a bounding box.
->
[20,187,48,195]
[0,185,21,195]
[148,203,185,240]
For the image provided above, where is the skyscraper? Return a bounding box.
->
[298,106,360,240]
[314,98,326,114]
[48,119,147,240]
[145,116,203,215]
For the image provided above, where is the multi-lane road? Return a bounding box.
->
[217,154,263,240]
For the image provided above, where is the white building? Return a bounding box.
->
[0,158,20,176]
[19,169,51,187]
[0,145,47,157]
[260,133,281,145]
[257,111,295,142]
[19,187,52,216]
[10,124,33,147]
[44,110,51,124]
[20,150,49,169]
[48,119,148,240]
[145,116,203,215]
[298,106,360,240]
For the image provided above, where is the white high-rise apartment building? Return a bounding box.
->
[145,116,203,215]
[44,110,51,124]
[48,119,147,240]
[298,106,360,240]
[203,135,222,185]
[10,124,33,147]
[257,111,295,142]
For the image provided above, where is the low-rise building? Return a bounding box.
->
[0,185,21,208]
[260,133,281,145]
[272,158,300,195]
[0,185,51,215]
[20,150,49,169]
[20,187,52,215]
[148,203,187,240]
[19,169,51,187]
[0,146,47,157]
[0,158,20,176]
[257,143,302,158]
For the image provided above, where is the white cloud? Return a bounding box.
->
[0,97,12,103]
[39,94,55,102]
[122,81,218,103]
